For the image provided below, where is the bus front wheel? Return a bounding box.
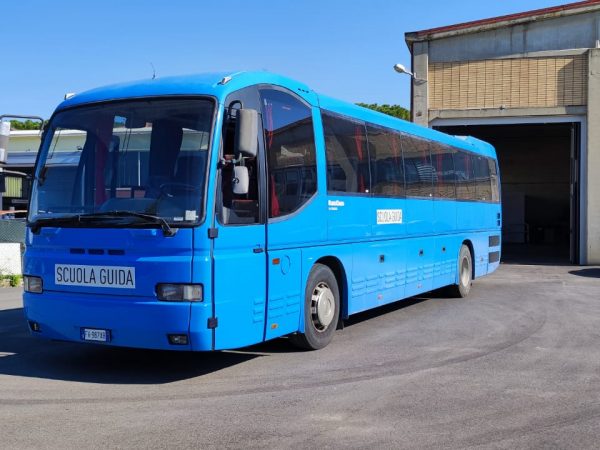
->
[290,264,340,350]
[447,244,473,298]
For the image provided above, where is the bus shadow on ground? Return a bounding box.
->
[0,293,440,384]
[343,295,431,327]
[0,307,261,385]
[568,268,600,278]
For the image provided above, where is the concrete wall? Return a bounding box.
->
[586,49,600,264]
[412,41,429,127]
[428,12,600,63]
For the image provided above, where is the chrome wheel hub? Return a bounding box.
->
[311,282,335,332]
[460,257,471,286]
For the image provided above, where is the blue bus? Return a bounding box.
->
[23,72,501,351]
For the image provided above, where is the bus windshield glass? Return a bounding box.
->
[29,98,214,227]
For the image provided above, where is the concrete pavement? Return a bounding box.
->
[1,264,600,449]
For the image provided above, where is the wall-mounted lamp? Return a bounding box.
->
[393,64,427,83]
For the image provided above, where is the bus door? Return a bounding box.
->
[259,87,323,340]
[212,218,266,350]
[212,95,268,350]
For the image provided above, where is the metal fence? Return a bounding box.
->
[0,219,25,276]
[0,219,26,244]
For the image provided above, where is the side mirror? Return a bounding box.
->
[232,166,249,195]
[234,109,258,158]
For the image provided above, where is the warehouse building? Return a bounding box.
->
[405,0,600,264]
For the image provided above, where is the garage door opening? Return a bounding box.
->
[436,123,579,264]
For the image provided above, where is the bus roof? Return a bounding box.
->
[56,71,496,159]
[57,71,315,111]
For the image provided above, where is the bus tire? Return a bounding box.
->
[290,264,340,350]
[447,244,473,298]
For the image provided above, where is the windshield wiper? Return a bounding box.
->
[30,215,81,234]
[30,211,177,237]
[79,211,177,237]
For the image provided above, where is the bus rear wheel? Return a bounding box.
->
[290,264,340,350]
[447,244,473,298]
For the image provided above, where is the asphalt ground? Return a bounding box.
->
[1,263,600,449]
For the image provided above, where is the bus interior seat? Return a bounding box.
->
[146,120,183,197]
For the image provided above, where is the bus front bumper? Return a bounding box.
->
[23,291,213,351]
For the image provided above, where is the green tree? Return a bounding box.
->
[356,103,410,121]
[10,119,44,130]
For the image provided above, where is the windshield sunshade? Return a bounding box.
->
[29,98,214,227]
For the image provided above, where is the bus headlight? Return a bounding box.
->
[156,284,203,302]
[24,276,43,294]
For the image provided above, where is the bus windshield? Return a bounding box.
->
[29,98,214,227]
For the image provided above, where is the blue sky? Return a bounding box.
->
[0,0,569,118]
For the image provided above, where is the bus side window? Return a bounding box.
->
[489,158,500,202]
[430,142,456,199]
[454,150,477,201]
[259,88,317,218]
[474,155,492,201]
[402,134,433,198]
[322,112,370,194]
[367,125,405,197]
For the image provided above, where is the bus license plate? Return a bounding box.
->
[81,328,110,342]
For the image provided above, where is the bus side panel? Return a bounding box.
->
[433,199,458,288]
[433,199,457,234]
[404,236,435,297]
[404,198,434,296]
[472,232,490,278]
[265,249,302,340]
[327,196,373,241]
[433,235,458,288]
[487,201,502,274]
[267,198,327,248]
[487,235,502,274]
[456,201,477,233]
[404,198,433,235]
[486,202,502,275]
[349,240,407,315]
[344,196,409,313]
[464,202,501,278]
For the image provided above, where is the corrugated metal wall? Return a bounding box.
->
[429,55,588,110]
[2,176,22,197]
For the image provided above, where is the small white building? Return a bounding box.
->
[1,130,41,212]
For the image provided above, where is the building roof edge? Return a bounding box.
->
[405,0,600,46]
